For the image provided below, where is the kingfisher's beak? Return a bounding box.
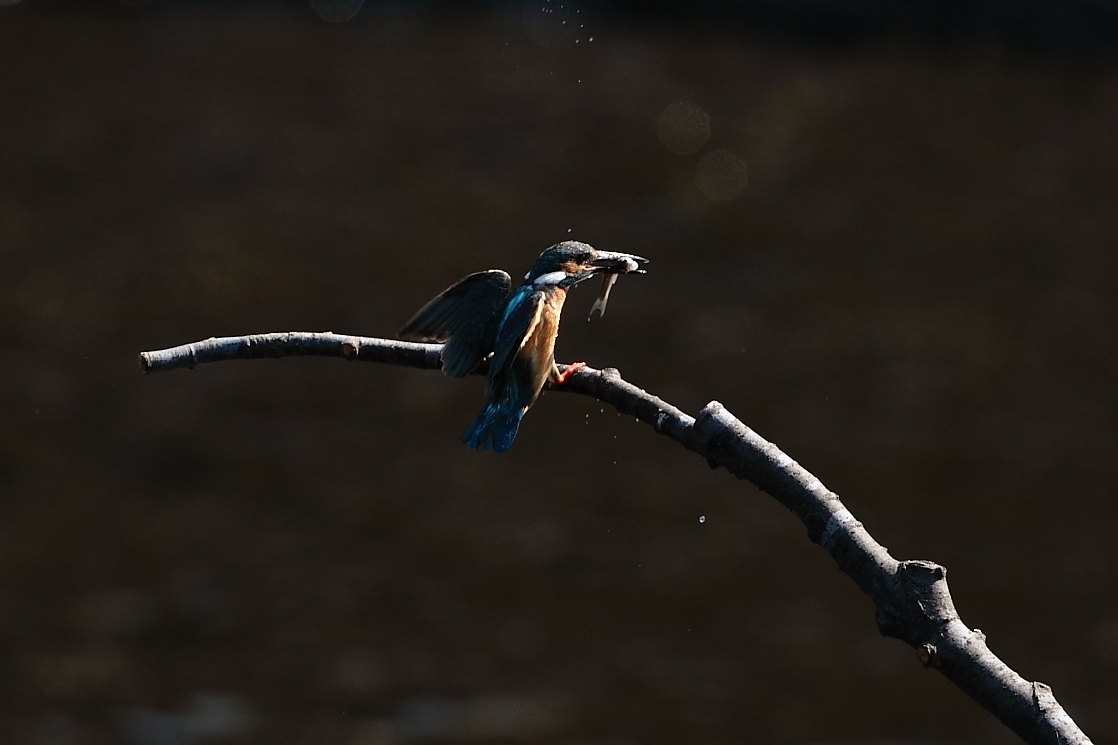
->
[589,251,649,275]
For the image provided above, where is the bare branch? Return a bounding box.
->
[138,332,1093,745]
[138,332,442,373]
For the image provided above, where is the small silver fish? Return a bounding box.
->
[588,256,644,320]
[588,273,619,320]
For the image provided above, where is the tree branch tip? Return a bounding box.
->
[1032,682,1056,706]
[694,400,735,442]
[898,560,947,582]
[699,399,727,417]
[918,643,939,668]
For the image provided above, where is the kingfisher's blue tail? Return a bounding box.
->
[461,398,525,452]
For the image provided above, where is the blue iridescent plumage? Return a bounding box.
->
[400,241,648,452]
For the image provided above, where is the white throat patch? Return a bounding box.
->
[532,270,568,287]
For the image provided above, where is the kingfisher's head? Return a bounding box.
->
[525,241,648,289]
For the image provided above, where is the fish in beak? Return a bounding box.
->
[587,251,647,320]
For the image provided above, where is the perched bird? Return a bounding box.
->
[400,241,648,452]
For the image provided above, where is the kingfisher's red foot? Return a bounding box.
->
[553,361,587,384]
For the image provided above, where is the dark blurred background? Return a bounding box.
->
[2,1,1116,743]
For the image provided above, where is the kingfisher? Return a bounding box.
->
[400,241,648,452]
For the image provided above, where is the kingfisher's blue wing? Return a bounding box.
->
[486,285,545,381]
[460,286,546,452]
[400,269,512,377]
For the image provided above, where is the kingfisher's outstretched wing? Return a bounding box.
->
[399,269,512,377]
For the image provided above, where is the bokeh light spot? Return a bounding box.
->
[658,101,711,155]
[695,149,748,201]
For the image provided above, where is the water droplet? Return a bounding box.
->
[698,515,707,524]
